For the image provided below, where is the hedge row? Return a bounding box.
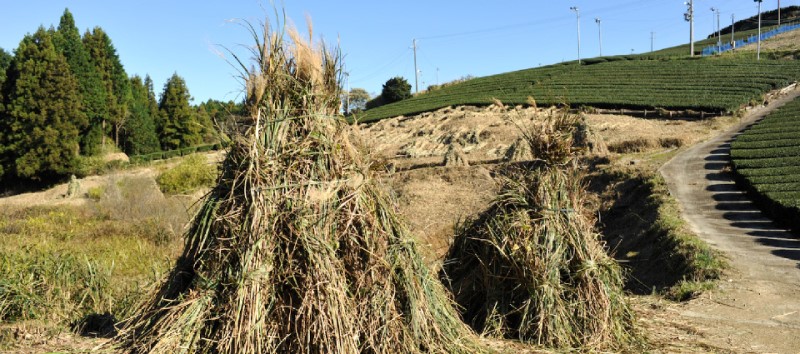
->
[730,145,800,160]
[129,143,222,164]
[730,97,800,231]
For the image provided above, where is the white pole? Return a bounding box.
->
[686,1,695,56]
[412,39,419,93]
[596,18,602,57]
[651,31,655,52]
[711,7,721,53]
[570,6,581,64]
[717,9,721,52]
[757,0,762,60]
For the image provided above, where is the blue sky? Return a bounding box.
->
[0,1,792,103]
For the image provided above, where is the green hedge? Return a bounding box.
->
[731,96,800,231]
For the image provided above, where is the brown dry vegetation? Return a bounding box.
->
[733,28,800,52]
[0,100,745,352]
[363,106,741,260]
[3,17,798,354]
[0,176,189,353]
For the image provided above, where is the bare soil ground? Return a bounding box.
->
[660,87,800,353]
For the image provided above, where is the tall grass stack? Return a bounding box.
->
[113,14,485,353]
[442,110,637,350]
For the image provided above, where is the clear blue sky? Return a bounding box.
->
[0,0,793,103]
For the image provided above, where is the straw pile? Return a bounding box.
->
[114,15,485,353]
[441,110,636,350]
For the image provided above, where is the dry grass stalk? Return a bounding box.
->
[509,108,605,163]
[113,12,486,354]
[441,109,638,350]
[503,138,533,162]
[444,143,470,167]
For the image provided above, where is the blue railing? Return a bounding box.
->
[703,22,800,56]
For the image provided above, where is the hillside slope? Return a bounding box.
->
[358,57,800,123]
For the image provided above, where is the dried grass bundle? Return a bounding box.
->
[441,110,637,350]
[503,138,532,162]
[518,110,580,165]
[113,13,485,354]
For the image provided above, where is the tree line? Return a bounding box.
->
[0,9,239,185]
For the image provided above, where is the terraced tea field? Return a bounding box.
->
[731,95,800,229]
[358,58,800,123]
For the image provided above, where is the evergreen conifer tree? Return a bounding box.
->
[122,75,160,155]
[0,27,86,182]
[54,8,109,155]
[0,48,11,88]
[84,27,131,148]
[194,103,217,144]
[158,73,201,150]
[0,48,12,115]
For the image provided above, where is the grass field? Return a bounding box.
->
[0,169,192,347]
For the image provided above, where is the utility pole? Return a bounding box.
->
[570,6,581,64]
[411,39,419,94]
[756,0,763,60]
[595,18,603,56]
[651,31,655,52]
[731,14,736,46]
[717,10,721,51]
[711,7,721,53]
[778,0,781,26]
[685,1,695,56]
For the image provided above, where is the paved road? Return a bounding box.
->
[660,88,800,353]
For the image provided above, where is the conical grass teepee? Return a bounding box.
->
[114,16,485,353]
[441,111,638,350]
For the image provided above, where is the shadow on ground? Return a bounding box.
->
[701,139,800,265]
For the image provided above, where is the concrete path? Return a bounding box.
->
[660,88,800,353]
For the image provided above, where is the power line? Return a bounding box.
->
[349,47,410,84]
[414,0,652,41]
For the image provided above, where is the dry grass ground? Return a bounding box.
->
[733,28,800,52]
[0,154,222,353]
[360,105,753,352]
[362,106,741,262]
[0,94,786,352]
